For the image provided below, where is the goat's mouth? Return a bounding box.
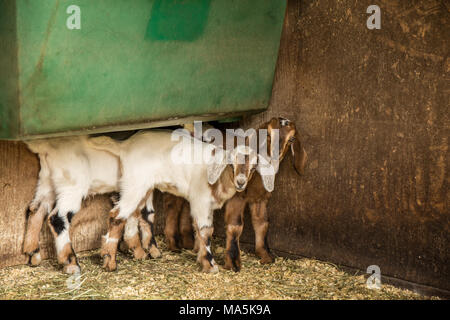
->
[235,182,247,192]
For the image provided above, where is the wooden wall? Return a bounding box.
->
[228,0,449,293]
[0,0,448,295]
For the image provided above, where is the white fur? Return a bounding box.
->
[25,136,138,261]
[124,215,139,240]
[55,229,71,253]
[88,131,234,226]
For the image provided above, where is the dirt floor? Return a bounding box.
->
[0,237,437,300]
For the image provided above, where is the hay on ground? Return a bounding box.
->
[0,237,437,300]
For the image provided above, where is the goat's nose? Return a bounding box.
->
[236,175,247,189]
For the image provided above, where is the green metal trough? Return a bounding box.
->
[0,0,286,140]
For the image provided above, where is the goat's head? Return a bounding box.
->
[251,117,307,192]
[229,145,259,192]
[266,117,307,176]
[206,144,258,192]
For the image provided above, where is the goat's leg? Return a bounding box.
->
[101,208,126,271]
[223,196,246,272]
[123,211,147,260]
[249,201,274,264]
[163,193,184,251]
[102,187,148,271]
[179,200,194,249]
[191,203,218,273]
[23,156,54,266]
[23,201,53,266]
[47,200,82,274]
[139,193,161,258]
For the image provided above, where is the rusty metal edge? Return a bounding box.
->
[10,109,265,141]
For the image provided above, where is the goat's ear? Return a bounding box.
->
[291,131,307,176]
[257,155,275,192]
[207,149,228,185]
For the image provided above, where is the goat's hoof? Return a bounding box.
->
[209,265,219,274]
[29,252,42,266]
[133,248,147,260]
[25,248,41,266]
[102,254,117,272]
[64,264,81,275]
[202,264,219,274]
[166,243,181,252]
[118,241,129,253]
[259,255,274,264]
[28,204,38,213]
[149,247,162,259]
[224,261,241,272]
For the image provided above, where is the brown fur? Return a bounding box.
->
[138,213,161,258]
[23,205,48,265]
[125,233,147,260]
[178,201,195,249]
[102,209,126,272]
[223,196,246,271]
[193,224,216,273]
[163,193,185,251]
[124,222,147,260]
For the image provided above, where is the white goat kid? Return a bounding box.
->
[88,129,260,273]
[24,136,160,274]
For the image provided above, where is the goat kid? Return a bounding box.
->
[164,117,307,271]
[24,136,161,274]
[88,129,269,273]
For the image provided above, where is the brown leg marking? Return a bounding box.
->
[139,211,161,259]
[60,243,80,274]
[125,233,147,260]
[47,210,80,274]
[193,232,200,253]
[250,201,274,264]
[179,200,194,249]
[23,204,48,266]
[193,224,218,273]
[102,209,126,272]
[124,212,147,260]
[163,194,184,251]
[223,196,246,271]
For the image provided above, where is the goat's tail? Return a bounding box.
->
[87,136,121,156]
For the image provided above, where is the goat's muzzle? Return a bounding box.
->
[234,174,247,192]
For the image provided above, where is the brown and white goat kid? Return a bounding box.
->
[24,136,161,274]
[164,117,307,271]
[88,129,268,273]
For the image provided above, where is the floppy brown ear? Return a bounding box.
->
[291,131,307,176]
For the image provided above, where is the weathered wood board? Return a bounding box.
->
[220,0,449,292]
